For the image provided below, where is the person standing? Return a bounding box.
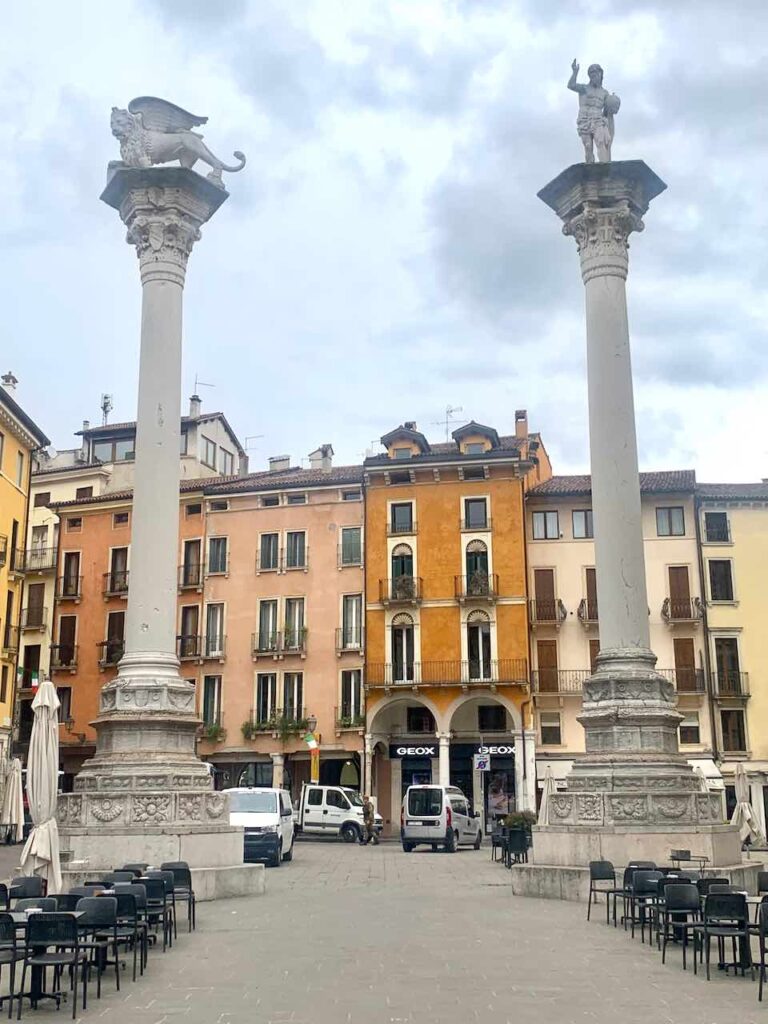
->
[360,794,379,845]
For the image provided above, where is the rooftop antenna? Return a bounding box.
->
[358,439,380,459]
[432,404,464,442]
[193,374,215,394]
[100,393,113,426]
[245,434,265,451]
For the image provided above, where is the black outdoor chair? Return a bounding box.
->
[68,885,105,899]
[0,887,9,913]
[615,862,657,930]
[13,900,56,914]
[587,861,616,923]
[490,826,505,863]
[658,883,701,970]
[160,862,196,932]
[0,913,25,1020]
[696,876,729,896]
[709,884,736,894]
[146,871,178,940]
[75,897,120,998]
[115,884,153,962]
[112,892,146,982]
[121,864,148,877]
[51,895,81,913]
[141,878,173,951]
[16,913,89,1020]
[629,870,663,942]
[756,900,768,1001]
[506,829,528,866]
[8,879,44,904]
[102,872,137,886]
[693,892,754,981]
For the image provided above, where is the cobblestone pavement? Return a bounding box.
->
[5,840,766,1023]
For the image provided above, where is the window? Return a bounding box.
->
[708,560,734,602]
[464,498,488,529]
[679,713,700,745]
[92,437,135,462]
[704,511,730,543]
[255,673,277,722]
[57,615,77,667]
[391,614,415,683]
[340,527,362,566]
[390,470,410,484]
[341,595,362,647]
[326,790,350,809]
[61,552,81,597]
[286,493,306,505]
[465,442,486,454]
[261,495,279,508]
[721,709,747,753]
[478,705,506,731]
[285,531,306,569]
[656,506,685,537]
[572,509,594,539]
[283,672,303,720]
[66,517,82,532]
[218,448,234,475]
[209,500,228,512]
[113,512,129,527]
[104,611,125,664]
[393,447,412,460]
[205,604,225,657]
[714,637,742,694]
[0,666,7,704]
[186,503,202,517]
[181,539,202,587]
[408,788,442,816]
[391,543,413,581]
[259,533,279,571]
[341,669,362,719]
[178,606,200,657]
[467,611,491,680]
[202,675,222,725]
[540,712,562,745]
[208,537,228,574]
[16,451,24,487]
[342,490,361,501]
[390,503,413,534]
[532,511,559,540]
[463,466,485,481]
[31,525,48,550]
[0,432,3,471]
[307,787,323,807]
[407,707,435,733]
[201,436,217,469]
[465,540,488,582]
[33,491,51,508]
[284,598,305,649]
[180,431,188,455]
[108,547,128,593]
[75,486,93,500]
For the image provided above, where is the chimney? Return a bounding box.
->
[515,409,528,439]
[81,421,90,462]
[404,421,417,431]
[269,455,291,473]
[308,444,334,472]
[189,394,202,417]
[1,371,18,391]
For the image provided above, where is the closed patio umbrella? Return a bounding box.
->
[537,765,557,826]
[19,680,62,893]
[0,758,24,843]
[730,762,765,844]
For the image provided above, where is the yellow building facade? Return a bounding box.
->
[0,381,49,760]
[364,412,550,835]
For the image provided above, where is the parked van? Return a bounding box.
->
[401,785,482,853]
[294,784,383,843]
[224,787,295,867]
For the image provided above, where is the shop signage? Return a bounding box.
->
[473,754,491,772]
[389,745,436,758]
[478,745,514,756]
[388,743,513,759]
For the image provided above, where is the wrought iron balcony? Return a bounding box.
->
[98,639,125,668]
[577,598,599,625]
[282,628,308,655]
[103,570,129,597]
[704,520,731,543]
[387,519,417,537]
[335,706,365,729]
[454,573,498,603]
[20,607,47,631]
[21,547,57,573]
[56,575,82,601]
[379,576,423,605]
[0,536,6,568]
[50,644,78,671]
[530,669,590,694]
[657,668,706,694]
[661,597,703,623]
[202,634,227,660]
[252,631,280,657]
[337,543,363,568]
[178,563,203,589]
[2,626,20,655]
[460,516,492,532]
[282,548,309,571]
[255,549,281,573]
[366,659,528,689]
[176,634,202,660]
[248,707,309,734]
[7,550,25,576]
[336,627,364,653]
[529,598,568,628]
[712,671,750,699]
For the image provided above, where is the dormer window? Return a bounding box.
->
[393,448,412,460]
[465,442,487,454]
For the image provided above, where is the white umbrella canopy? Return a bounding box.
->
[0,758,24,843]
[537,765,558,826]
[730,762,765,844]
[19,681,62,893]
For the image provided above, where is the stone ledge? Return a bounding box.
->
[60,863,265,902]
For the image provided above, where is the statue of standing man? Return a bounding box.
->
[568,60,620,163]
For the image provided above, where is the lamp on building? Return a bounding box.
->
[307,714,318,734]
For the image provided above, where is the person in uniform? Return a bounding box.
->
[360,794,379,845]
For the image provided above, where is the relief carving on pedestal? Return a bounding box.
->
[576,794,603,823]
[132,795,171,824]
[167,690,195,711]
[609,796,647,822]
[91,798,126,823]
[550,795,574,821]
[654,796,692,820]
[135,776,166,789]
[98,777,131,791]
[205,794,227,819]
[101,691,117,711]
[178,795,203,821]
[57,796,83,826]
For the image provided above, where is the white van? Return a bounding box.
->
[294,784,383,842]
[224,787,295,867]
[401,785,482,853]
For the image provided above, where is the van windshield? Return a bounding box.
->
[408,788,442,816]
[345,791,363,806]
[228,792,277,814]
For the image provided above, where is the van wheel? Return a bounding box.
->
[444,829,457,853]
[474,830,482,850]
[341,823,360,844]
[402,842,414,853]
[283,843,293,862]
[271,843,282,867]
[431,844,438,852]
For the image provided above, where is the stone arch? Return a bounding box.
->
[466,539,487,554]
[444,690,522,733]
[368,691,447,735]
[391,611,414,627]
[467,608,491,624]
[392,543,413,557]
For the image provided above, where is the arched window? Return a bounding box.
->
[391,543,413,579]
[467,609,491,681]
[465,540,489,591]
[391,612,415,683]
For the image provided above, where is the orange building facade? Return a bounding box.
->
[363,412,551,835]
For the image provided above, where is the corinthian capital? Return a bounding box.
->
[563,200,644,283]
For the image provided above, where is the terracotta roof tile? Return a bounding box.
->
[528,470,696,497]
[697,482,768,501]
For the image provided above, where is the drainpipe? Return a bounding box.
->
[519,470,534,810]
[693,493,719,763]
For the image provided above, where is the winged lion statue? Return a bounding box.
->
[110,96,246,187]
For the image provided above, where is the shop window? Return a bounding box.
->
[407,707,435,734]
[679,713,700,745]
[540,713,562,745]
[478,705,506,731]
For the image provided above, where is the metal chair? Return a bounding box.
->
[8,879,44,905]
[0,912,24,1020]
[756,900,768,1001]
[629,870,663,942]
[658,883,701,970]
[75,897,120,998]
[13,900,56,914]
[160,862,196,932]
[51,895,81,912]
[16,913,89,1019]
[694,892,753,981]
[587,861,616,923]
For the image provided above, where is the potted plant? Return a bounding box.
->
[202,722,226,743]
[502,810,537,831]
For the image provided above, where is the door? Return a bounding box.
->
[302,787,325,833]
[668,566,691,619]
[59,615,77,667]
[323,788,351,832]
[205,604,225,656]
[106,611,125,663]
[537,640,558,692]
[284,598,305,650]
[392,622,414,682]
[183,539,202,586]
[111,547,129,592]
[26,583,45,629]
[468,619,491,680]
[715,637,741,694]
[258,601,278,652]
[673,638,697,692]
[62,552,80,596]
[585,567,598,620]
[179,606,199,657]
[534,569,556,621]
[22,645,40,688]
[342,595,362,648]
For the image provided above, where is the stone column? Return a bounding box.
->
[532,163,739,866]
[438,734,450,787]
[363,734,373,796]
[271,753,285,790]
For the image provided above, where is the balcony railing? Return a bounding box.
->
[176,634,202,660]
[202,634,227,660]
[337,544,363,568]
[50,644,78,670]
[56,575,82,601]
[21,547,57,573]
[0,536,6,568]
[460,517,492,532]
[252,631,280,656]
[387,520,417,537]
[577,598,599,625]
[657,668,706,694]
[336,627,364,652]
[282,628,308,655]
[335,706,365,729]
[529,598,568,628]
[98,639,125,667]
[103,570,130,596]
[248,708,309,733]
[206,556,230,576]
[2,627,20,655]
[282,548,309,571]
[712,671,750,699]
[704,521,731,543]
[379,576,423,605]
[20,607,47,631]
[661,597,703,623]
[8,550,26,575]
[178,563,203,589]
[366,659,528,688]
[454,573,498,602]
[530,669,591,694]
[255,549,281,573]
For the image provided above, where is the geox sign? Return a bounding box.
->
[389,745,436,758]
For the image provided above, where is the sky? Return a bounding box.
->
[2,0,768,481]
